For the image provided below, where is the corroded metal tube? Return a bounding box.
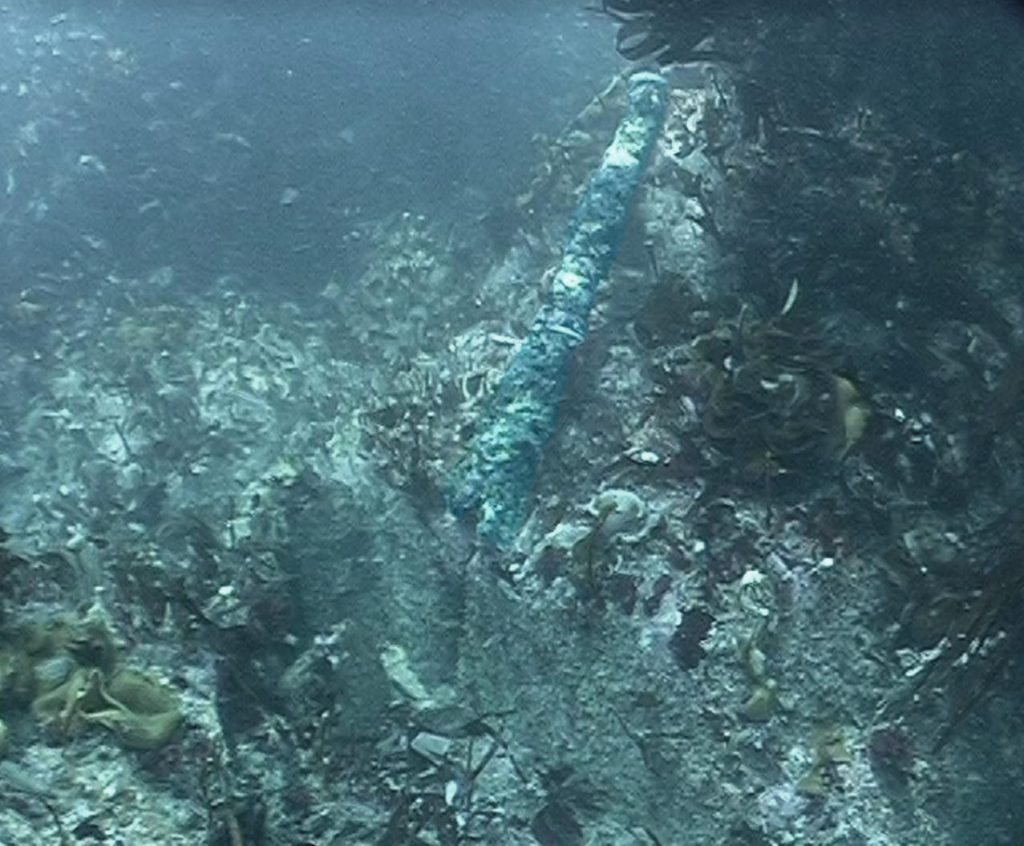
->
[448,71,668,547]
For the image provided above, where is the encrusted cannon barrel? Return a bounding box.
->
[447,71,669,548]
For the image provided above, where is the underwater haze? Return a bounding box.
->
[1,1,617,295]
[2,2,1024,845]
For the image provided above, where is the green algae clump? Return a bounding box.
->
[3,611,182,751]
[32,666,182,750]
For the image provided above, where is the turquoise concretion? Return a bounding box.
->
[448,72,669,547]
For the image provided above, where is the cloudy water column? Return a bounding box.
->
[447,71,669,548]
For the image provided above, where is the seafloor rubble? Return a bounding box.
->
[1,66,1023,846]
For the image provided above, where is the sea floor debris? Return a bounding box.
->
[0,59,1022,846]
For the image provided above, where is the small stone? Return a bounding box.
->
[626,448,661,465]
[410,731,453,765]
